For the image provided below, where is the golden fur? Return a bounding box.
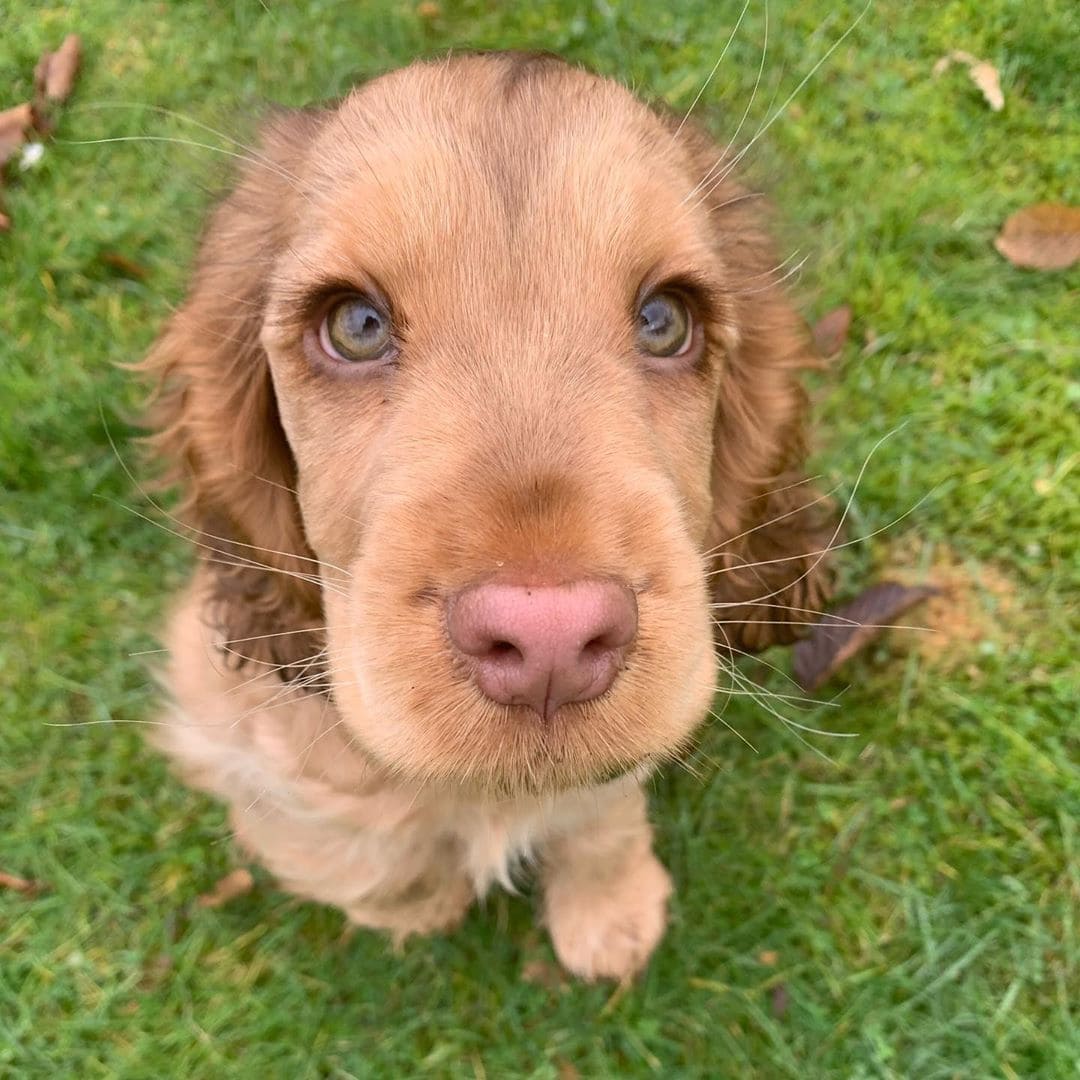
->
[144,52,832,979]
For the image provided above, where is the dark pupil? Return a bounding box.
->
[641,298,673,338]
[344,304,382,341]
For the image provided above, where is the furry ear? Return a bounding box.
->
[692,155,836,653]
[142,108,329,678]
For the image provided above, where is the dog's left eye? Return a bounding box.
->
[319,296,395,363]
[637,292,692,358]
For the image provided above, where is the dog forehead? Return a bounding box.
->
[293,58,711,306]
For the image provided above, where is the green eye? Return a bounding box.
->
[321,296,394,362]
[637,292,692,357]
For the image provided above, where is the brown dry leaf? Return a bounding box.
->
[196,867,254,908]
[811,304,853,358]
[35,34,82,104]
[0,103,34,167]
[137,953,174,991]
[556,1063,581,1080]
[994,203,1080,271]
[0,869,46,896]
[793,582,939,692]
[416,1,441,17]
[758,949,780,967]
[933,50,1004,111]
[100,251,150,279]
[521,957,568,990]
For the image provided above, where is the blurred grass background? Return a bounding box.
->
[1,1,1077,1076]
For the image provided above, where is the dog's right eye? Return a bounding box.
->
[319,296,396,363]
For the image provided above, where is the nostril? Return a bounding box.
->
[446,577,637,717]
[488,639,522,661]
[582,632,617,658]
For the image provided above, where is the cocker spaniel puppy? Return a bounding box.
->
[144,51,832,980]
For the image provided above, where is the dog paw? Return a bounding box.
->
[347,870,475,947]
[545,850,672,981]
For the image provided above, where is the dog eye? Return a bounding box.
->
[637,292,692,358]
[320,296,395,363]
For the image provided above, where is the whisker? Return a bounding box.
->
[713,615,933,635]
[202,555,348,597]
[692,0,872,208]
[58,134,309,195]
[703,480,840,561]
[98,408,352,580]
[707,679,841,709]
[221,626,334,646]
[709,623,857,755]
[707,425,924,621]
[684,0,771,204]
[726,252,809,295]
[673,0,752,137]
[68,101,306,189]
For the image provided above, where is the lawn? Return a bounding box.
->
[1,1,1077,1077]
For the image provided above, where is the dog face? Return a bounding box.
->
[147,53,832,796]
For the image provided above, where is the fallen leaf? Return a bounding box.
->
[0,210,10,232]
[196,867,254,908]
[137,952,174,991]
[0,869,46,896]
[793,581,939,692]
[557,1063,581,1080]
[994,203,1080,271]
[521,958,567,990]
[416,1,441,17]
[0,103,34,167]
[35,34,82,104]
[933,50,1004,111]
[771,983,790,1018]
[811,304,852,358]
[758,949,779,966]
[100,251,150,279]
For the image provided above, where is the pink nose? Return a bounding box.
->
[446,579,638,721]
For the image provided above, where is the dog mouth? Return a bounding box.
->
[323,481,716,794]
[329,609,714,798]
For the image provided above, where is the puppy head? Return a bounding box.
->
[147,53,832,795]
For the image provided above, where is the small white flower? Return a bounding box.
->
[19,142,45,170]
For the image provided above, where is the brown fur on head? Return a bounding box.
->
[145,52,832,795]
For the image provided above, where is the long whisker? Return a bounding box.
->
[67,101,306,188]
[220,626,334,646]
[707,678,842,709]
[58,135,308,194]
[713,615,933,634]
[98,408,352,579]
[692,0,872,208]
[707,425,921,621]
[706,626,759,752]
[673,0,752,137]
[684,0,771,204]
[201,555,346,597]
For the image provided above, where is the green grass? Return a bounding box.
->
[2,1,1078,1076]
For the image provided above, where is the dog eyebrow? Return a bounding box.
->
[266,275,396,328]
[639,270,725,322]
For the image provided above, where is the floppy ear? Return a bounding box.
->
[695,161,836,653]
[142,108,329,677]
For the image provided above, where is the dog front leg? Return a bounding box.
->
[540,782,672,980]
